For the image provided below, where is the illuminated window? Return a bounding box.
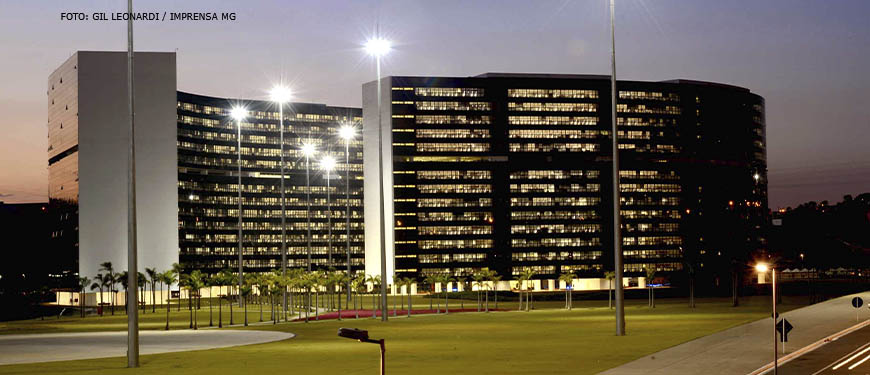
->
[509,116,597,126]
[415,87,485,97]
[508,102,597,112]
[508,89,598,99]
[416,102,491,111]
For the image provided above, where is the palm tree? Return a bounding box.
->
[365,274,381,318]
[91,274,104,316]
[99,262,116,315]
[352,274,365,319]
[161,270,177,330]
[456,276,467,309]
[117,270,129,313]
[138,272,147,312]
[146,267,158,313]
[645,267,656,308]
[241,280,252,327]
[333,271,349,321]
[424,274,438,311]
[491,274,502,310]
[472,271,485,312]
[171,262,184,312]
[205,274,215,326]
[605,271,615,309]
[685,261,696,308]
[483,270,498,312]
[178,272,192,328]
[188,270,205,329]
[559,271,575,310]
[439,274,455,314]
[521,269,535,312]
[78,277,90,318]
[403,277,414,317]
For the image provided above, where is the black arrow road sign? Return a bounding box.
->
[853,297,864,308]
[776,318,793,342]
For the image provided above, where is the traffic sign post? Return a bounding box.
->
[853,297,864,322]
[776,318,793,354]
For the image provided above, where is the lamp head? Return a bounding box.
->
[364,38,392,57]
[301,143,316,157]
[270,85,293,103]
[338,327,369,341]
[339,124,356,141]
[753,173,761,181]
[230,106,247,121]
[321,155,337,171]
[755,263,769,273]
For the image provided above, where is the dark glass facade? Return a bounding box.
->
[380,74,767,281]
[177,92,364,274]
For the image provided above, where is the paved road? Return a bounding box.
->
[598,292,870,375]
[0,329,293,365]
[778,324,870,374]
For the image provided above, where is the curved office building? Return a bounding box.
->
[364,73,767,284]
[177,92,364,275]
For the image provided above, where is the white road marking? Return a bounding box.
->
[848,352,870,370]
[830,343,870,370]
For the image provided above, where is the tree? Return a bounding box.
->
[333,271,349,321]
[241,279,253,327]
[491,274,502,310]
[138,272,147,312]
[99,262,116,315]
[403,277,415,317]
[423,274,437,312]
[90,274,104,316]
[161,270,177,330]
[684,261,696,308]
[559,271,575,310]
[605,271,615,309]
[205,274,215,327]
[440,274,455,314]
[519,269,535,312]
[77,277,90,318]
[352,274,366,319]
[186,270,205,329]
[456,277,467,309]
[472,271,485,312]
[171,262,185,312]
[483,270,499,312]
[645,268,656,308]
[365,274,381,318]
[146,267,158,313]
[117,270,129,313]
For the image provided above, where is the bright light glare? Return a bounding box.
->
[755,263,768,273]
[753,173,761,181]
[321,156,337,171]
[301,143,316,157]
[270,86,293,103]
[365,38,392,57]
[230,106,247,121]
[339,124,356,140]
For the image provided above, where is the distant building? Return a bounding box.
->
[363,73,768,284]
[48,51,364,279]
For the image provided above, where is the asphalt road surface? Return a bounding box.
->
[778,324,870,374]
[0,329,293,365]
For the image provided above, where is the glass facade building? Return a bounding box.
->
[177,92,364,274]
[364,73,767,282]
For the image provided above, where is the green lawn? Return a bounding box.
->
[0,295,802,375]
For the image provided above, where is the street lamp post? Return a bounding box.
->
[231,106,248,307]
[366,36,392,322]
[338,328,385,375]
[339,124,355,305]
[609,0,626,336]
[302,142,317,274]
[271,86,292,320]
[125,0,139,367]
[322,156,337,269]
[757,263,777,375]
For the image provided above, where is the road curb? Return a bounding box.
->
[747,318,870,375]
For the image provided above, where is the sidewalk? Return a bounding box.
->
[598,291,870,375]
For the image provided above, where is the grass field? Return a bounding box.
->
[0,295,804,375]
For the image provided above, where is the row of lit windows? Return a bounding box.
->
[619,170,679,180]
[621,210,682,219]
[417,239,493,249]
[179,194,361,208]
[178,102,358,123]
[180,207,362,220]
[414,87,485,97]
[508,130,602,139]
[510,224,601,234]
[618,117,677,127]
[416,101,491,111]
[508,102,596,112]
[624,250,681,259]
[416,170,491,180]
[509,143,599,153]
[511,210,598,221]
[179,128,363,150]
[511,238,601,248]
[416,198,492,208]
[618,91,679,101]
[416,129,491,139]
[418,225,493,236]
[624,263,681,272]
[617,104,681,115]
[418,211,491,222]
[617,144,679,153]
[183,220,363,231]
[418,184,492,194]
[510,183,600,193]
[508,89,598,99]
[510,197,601,207]
[508,116,598,126]
[624,223,680,233]
[182,233,363,244]
[619,183,682,193]
[620,196,680,206]
[617,131,652,140]
[561,264,604,273]
[623,236,683,246]
[419,253,486,263]
[509,170,600,180]
[414,115,492,125]
[417,143,490,153]
[511,265,556,275]
[180,181,359,196]
[512,251,602,261]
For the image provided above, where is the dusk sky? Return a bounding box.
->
[1,0,868,209]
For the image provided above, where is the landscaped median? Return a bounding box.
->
[0,296,805,375]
